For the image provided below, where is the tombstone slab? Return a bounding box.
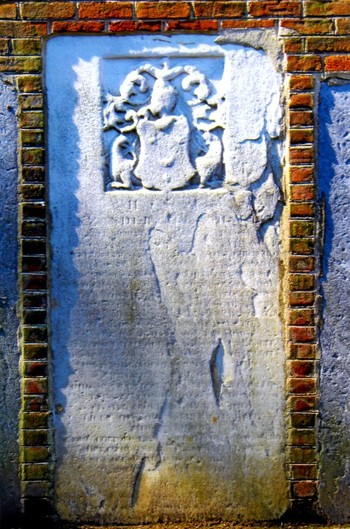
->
[47,35,287,523]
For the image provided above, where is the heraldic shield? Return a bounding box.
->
[135,115,196,191]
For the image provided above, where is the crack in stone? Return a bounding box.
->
[131,456,146,508]
[210,339,225,406]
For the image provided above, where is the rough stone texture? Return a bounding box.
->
[47,35,287,524]
[0,76,20,522]
[319,82,350,522]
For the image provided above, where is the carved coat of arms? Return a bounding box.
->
[103,61,224,191]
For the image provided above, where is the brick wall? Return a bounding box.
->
[0,0,349,523]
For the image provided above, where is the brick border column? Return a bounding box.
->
[286,70,319,514]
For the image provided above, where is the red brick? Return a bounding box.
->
[21,148,45,165]
[289,256,315,273]
[289,344,316,359]
[290,75,315,92]
[290,464,316,479]
[288,395,316,412]
[289,274,315,291]
[288,428,316,446]
[325,55,350,72]
[21,166,46,182]
[12,39,42,57]
[290,413,316,429]
[307,37,350,53]
[290,311,314,327]
[289,93,314,109]
[21,202,46,220]
[22,481,50,498]
[289,110,313,127]
[22,274,47,291]
[166,20,218,31]
[23,310,47,325]
[0,4,17,19]
[284,38,304,54]
[288,377,316,394]
[23,343,47,361]
[289,147,314,165]
[291,185,315,201]
[290,359,315,376]
[290,129,314,144]
[52,21,105,33]
[292,481,317,498]
[22,463,49,481]
[290,166,314,183]
[290,239,315,255]
[22,293,47,310]
[287,446,316,463]
[290,148,314,165]
[21,429,49,447]
[109,20,162,32]
[193,2,245,18]
[22,326,47,343]
[23,361,47,377]
[282,18,333,34]
[249,1,301,17]
[20,184,45,200]
[0,57,42,74]
[17,75,42,94]
[21,130,44,147]
[22,446,50,463]
[136,2,191,19]
[22,256,46,274]
[306,1,350,16]
[22,240,46,258]
[221,19,275,29]
[22,411,49,429]
[0,22,47,38]
[290,202,315,217]
[24,378,48,395]
[290,220,314,237]
[336,19,350,35]
[290,291,315,306]
[21,2,76,19]
[22,395,48,413]
[287,55,322,72]
[289,326,316,343]
[79,2,133,19]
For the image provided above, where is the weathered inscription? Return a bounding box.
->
[48,35,287,524]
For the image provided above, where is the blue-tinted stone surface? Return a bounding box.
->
[0,76,20,521]
[319,83,350,522]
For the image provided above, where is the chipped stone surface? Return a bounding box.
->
[0,76,20,521]
[319,83,350,522]
[47,35,287,523]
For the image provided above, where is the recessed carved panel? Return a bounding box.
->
[103,61,224,191]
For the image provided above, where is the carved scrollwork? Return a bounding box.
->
[103,60,224,191]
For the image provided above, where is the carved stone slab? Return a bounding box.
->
[47,35,287,523]
[319,83,350,522]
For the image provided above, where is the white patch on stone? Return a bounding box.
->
[47,35,287,524]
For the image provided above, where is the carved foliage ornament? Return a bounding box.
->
[103,61,225,191]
